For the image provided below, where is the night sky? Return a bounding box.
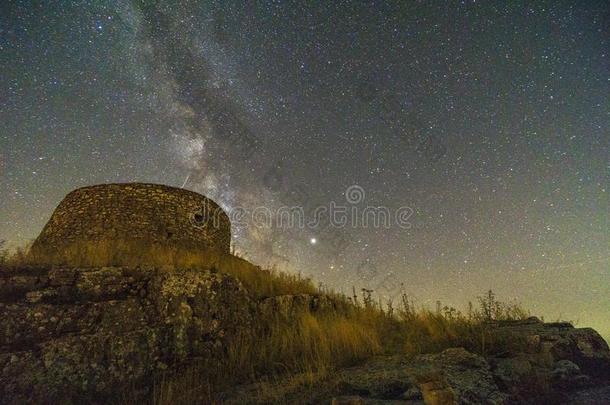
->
[1,2,608,336]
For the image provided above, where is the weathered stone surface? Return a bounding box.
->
[491,355,533,389]
[486,317,610,378]
[31,183,231,254]
[567,385,610,404]
[250,349,503,404]
[413,348,507,404]
[418,380,457,405]
[246,334,609,405]
[336,356,419,400]
[330,338,608,404]
[0,265,254,403]
[2,261,609,404]
[259,293,350,318]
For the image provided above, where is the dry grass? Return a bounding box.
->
[1,239,531,403]
[4,239,317,298]
[248,310,382,374]
[391,290,530,356]
[149,291,529,403]
[150,308,383,404]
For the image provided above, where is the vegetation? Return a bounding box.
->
[1,240,530,403]
[3,239,317,298]
[0,240,29,267]
[144,285,530,403]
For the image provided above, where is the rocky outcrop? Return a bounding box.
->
[227,319,610,404]
[322,338,609,404]
[486,317,610,378]
[2,264,609,404]
[325,349,507,405]
[319,319,610,405]
[0,265,255,403]
[414,348,508,404]
[485,317,610,402]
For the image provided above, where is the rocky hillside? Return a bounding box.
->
[1,263,609,404]
[0,262,346,403]
[0,265,244,402]
[227,320,610,404]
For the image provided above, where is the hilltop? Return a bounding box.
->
[0,184,608,404]
[1,249,609,404]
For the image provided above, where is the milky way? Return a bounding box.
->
[1,1,608,336]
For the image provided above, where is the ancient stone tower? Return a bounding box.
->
[32,183,231,254]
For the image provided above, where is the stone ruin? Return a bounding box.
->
[31,183,231,255]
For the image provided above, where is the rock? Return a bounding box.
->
[403,386,423,400]
[485,320,610,401]
[335,355,419,400]
[553,359,581,378]
[0,265,255,403]
[418,347,488,368]
[413,348,508,405]
[2,262,609,404]
[487,318,610,376]
[326,349,506,404]
[551,360,592,389]
[491,355,533,389]
[567,385,610,404]
[418,379,457,405]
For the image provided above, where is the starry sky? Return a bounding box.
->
[1,1,608,336]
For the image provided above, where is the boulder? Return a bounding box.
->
[492,355,533,388]
[314,349,505,404]
[412,348,508,405]
[551,360,591,388]
[0,265,255,403]
[487,318,610,381]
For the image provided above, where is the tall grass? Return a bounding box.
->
[1,239,531,402]
[140,306,384,404]
[392,290,530,356]
[148,287,530,403]
[6,239,317,298]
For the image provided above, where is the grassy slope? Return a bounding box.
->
[1,241,530,403]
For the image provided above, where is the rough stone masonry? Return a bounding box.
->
[31,183,231,255]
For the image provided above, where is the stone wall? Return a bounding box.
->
[32,183,231,254]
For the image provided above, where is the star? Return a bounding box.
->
[0,0,608,339]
